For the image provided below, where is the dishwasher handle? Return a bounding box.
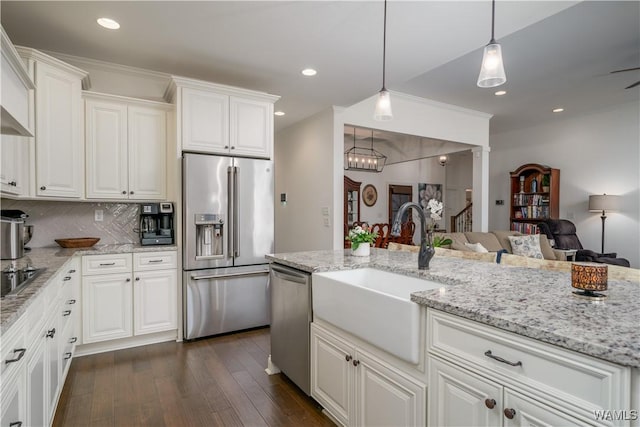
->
[271,264,310,284]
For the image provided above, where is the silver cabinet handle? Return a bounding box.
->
[68,299,76,304]
[9,422,22,427]
[63,310,71,316]
[64,352,72,360]
[99,262,116,266]
[46,328,56,338]
[69,269,76,273]
[63,276,71,281]
[5,348,26,364]
[69,337,78,343]
[148,259,163,263]
[484,350,522,367]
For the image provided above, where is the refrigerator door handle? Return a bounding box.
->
[190,269,269,281]
[233,166,240,257]
[227,166,234,259]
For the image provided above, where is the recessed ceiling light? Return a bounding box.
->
[97,18,120,30]
[301,68,317,77]
[552,108,564,113]
[494,90,507,96]
[274,111,285,116]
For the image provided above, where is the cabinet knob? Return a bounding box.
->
[69,337,78,343]
[126,278,131,282]
[224,145,229,149]
[122,191,127,195]
[68,299,76,305]
[130,191,134,195]
[503,408,516,419]
[46,328,56,338]
[63,310,72,316]
[64,352,72,360]
[63,276,71,281]
[352,359,360,367]
[345,355,352,362]
[69,269,76,273]
[9,181,16,186]
[231,146,235,149]
[135,277,140,281]
[40,186,46,191]
[484,398,496,409]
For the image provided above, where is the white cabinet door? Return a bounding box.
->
[82,273,133,343]
[85,98,128,199]
[229,96,272,158]
[133,269,177,335]
[44,308,60,424]
[181,87,229,153]
[0,134,27,195]
[0,370,25,427]
[429,357,503,427]
[26,335,46,427]
[128,105,166,200]
[503,389,590,427]
[311,324,353,426]
[34,61,83,198]
[355,350,426,427]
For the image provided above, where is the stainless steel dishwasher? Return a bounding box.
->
[269,263,311,395]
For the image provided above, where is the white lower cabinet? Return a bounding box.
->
[25,334,46,427]
[82,251,177,344]
[427,309,631,427]
[311,322,426,427]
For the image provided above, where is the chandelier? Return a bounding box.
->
[344,128,387,173]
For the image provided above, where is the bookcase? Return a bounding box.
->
[509,164,560,234]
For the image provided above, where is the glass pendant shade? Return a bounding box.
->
[477,42,506,88]
[374,89,393,121]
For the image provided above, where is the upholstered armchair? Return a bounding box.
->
[538,219,630,267]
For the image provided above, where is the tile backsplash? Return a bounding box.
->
[1,199,140,248]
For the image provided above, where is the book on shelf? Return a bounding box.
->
[510,222,539,234]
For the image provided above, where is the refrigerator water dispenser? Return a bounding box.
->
[195,214,224,259]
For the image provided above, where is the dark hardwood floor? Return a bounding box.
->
[53,328,335,427]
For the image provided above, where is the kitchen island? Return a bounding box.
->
[267,248,640,367]
[268,248,639,427]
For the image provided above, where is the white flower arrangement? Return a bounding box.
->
[346,225,378,250]
[426,199,443,225]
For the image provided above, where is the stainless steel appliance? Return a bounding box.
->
[140,202,174,245]
[1,265,46,297]
[1,211,26,260]
[182,153,274,339]
[269,263,312,395]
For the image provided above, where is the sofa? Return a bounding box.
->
[433,230,568,261]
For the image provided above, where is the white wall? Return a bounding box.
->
[274,108,335,252]
[489,101,640,267]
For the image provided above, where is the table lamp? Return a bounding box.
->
[588,194,620,254]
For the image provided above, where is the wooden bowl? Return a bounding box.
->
[55,237,100,248]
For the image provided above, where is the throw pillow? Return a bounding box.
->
[451,241,473,252]
[464,242,489,253]
[507,234,544,259]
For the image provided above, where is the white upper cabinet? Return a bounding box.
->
[16,48,88,199]
[181,87,229,153]
[168,76,279,159]
[0,134,28,196]
[85,92,169,200]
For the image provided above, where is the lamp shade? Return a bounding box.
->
[477,43,506,88]
[374,89,393,121]
[588,194,620,212]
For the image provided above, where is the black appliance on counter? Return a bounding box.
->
[139,202,174,245]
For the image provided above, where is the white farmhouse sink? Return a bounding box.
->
[312,268,444,364]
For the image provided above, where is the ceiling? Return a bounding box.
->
[2,1,638,135]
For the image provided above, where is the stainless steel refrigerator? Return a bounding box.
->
[182,153,273,339]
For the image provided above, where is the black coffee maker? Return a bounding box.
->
[139,202,174,245]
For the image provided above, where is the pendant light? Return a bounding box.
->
[374,0,393,121]
[344,128,387,172]
[477,0,506,88]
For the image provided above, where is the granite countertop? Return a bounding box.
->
[1,244,178,334]
[266,248,640,368]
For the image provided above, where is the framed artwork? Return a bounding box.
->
[362,184,378,207]
[388,184,413,223]
[419,183,442,210]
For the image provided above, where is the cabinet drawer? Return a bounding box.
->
[428,309,629,415]
[1,313,26,378]
[82,253,132,275]
[133,251,177,271]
